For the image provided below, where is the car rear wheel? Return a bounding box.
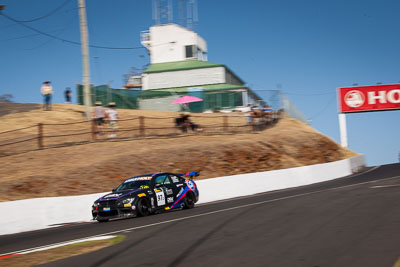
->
[183,191,195,209]
[137,198,150,216]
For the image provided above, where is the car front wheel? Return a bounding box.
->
[137,198,151,216]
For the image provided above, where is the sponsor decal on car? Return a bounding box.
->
[136,177,152,180]
[124,203,132,208]
[176,188,184,197]
[170,187,190,209]
[99,191,134,201]
[104,193,121,198]
[187,180,195,191]
[137,193,146,197]
[103,207,111,211]
[124,176,152,183]
[171,176,179,183]
[166,189,173,195]
[155,190,166,206]
[167,197,174,203]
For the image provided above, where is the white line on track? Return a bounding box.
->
[370,184,400,189]
[18,236,116,255]
[2,170,399,258]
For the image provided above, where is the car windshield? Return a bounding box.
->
[115,177,152,192]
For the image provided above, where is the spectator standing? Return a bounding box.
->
[41,81,53,111]
[92,101,105,135]
[251,106,263,131]
[64,88,72,104]
[244,104,253,125]
[105,102,119,138]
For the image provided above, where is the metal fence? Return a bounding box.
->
[0,111,281,157]
[77,85,245,113]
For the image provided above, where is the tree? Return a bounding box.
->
[0,94,14,102]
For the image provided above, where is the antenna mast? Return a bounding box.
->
[153,0,173,25]
[186,0,198,30]
[151,0,198,29]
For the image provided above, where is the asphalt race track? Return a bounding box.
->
[1,163,399,267]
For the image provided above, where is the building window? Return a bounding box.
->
[185,45,194,58]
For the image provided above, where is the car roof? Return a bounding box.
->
[123,172,186,183]
[129,172,173,179]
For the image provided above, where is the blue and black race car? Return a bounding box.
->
[92,172,200,222]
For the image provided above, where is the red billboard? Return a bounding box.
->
[338,84,400,113]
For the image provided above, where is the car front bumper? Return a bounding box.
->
[92,203,137,220]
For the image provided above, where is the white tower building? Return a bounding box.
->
[141,24,207,64]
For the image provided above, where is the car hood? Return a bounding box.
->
[98,189,141,201]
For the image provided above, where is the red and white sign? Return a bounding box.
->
[338,84,400,113]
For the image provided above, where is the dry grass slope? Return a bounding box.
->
[0,104,357,202]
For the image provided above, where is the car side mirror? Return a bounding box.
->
[155,183,162,188]
[112,188,116,193]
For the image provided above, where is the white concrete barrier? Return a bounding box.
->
[0,192,105,235]
[0,155,365,236]
[196,155,365,204]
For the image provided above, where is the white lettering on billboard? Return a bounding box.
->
[387,89,400,103]
[367,91,386,104]
[366,90,400,104]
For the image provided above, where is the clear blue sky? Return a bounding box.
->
[0,0,399,166]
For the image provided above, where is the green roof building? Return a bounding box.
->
[78,24,263,113]
[125,24,262,112]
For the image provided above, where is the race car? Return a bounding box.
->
[92,172,199,222]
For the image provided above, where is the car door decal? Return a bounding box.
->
[155,190,165,206]
[165,189,173,195]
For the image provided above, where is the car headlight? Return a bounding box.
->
[92,202,99,211]
[122,198,134,204]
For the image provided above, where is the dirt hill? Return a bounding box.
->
[0,103,357,202]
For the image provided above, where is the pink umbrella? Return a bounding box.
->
[170,95,203,104]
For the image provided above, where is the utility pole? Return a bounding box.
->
[78,0,92,119]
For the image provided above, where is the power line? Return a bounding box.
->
[23,38,55,50]
[0,28,69,42]
[308,95,337,120]
[285,91,335,96]
[0,12,145,50]
[8,0,73,23]
[0,22,19,30]
[253,89,335,96]
[0,32,44,41]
